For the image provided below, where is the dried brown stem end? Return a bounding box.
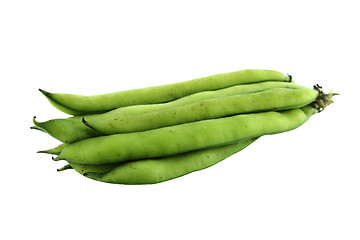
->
[312,84,339,112]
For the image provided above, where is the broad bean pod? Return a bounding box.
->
[74,81,303,118]
[56,106,318,165]
[40,69,291,115]
[69,138,257,184]
[84,87,318,134]
[33,81,303,143]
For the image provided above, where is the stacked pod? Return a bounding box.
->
[32,69,336,184]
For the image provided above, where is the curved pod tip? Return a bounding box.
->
[81,117,91,128]
[57,164,72,172]
[81,117,101,133]
[31,117,47,132]
[39,89,52,98]
[81,117,88,125]
[286,74,293,82]
[32,116,43,128]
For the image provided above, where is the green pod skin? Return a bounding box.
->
[37,143,67,155]
[68,162,122,175]
[74,138,257,185]
[57,106,318,165]
[40,69,291,115]
[85,88,318,134]
[33,81,303,143]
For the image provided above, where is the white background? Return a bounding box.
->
[1,0,359,239]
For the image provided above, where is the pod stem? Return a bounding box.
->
[312,84,339,112]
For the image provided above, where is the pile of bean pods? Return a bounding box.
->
[32,69,337,184]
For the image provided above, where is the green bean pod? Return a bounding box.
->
[84,87,318,135]
[33,81,303,143]
[40,69,291,115]
[56,106,318,165]
[71,138,257,184]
